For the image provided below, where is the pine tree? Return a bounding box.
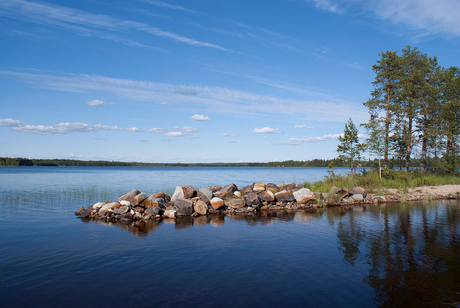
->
[337,118,363,176]
[363,50,401,169]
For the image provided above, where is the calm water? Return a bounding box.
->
[0,167,459,307]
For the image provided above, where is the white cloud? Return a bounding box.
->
[0,118,138,135]
[187,135,200,139]
[125,127,142,132]
[159,101,172,105]
[86,99,112,106]
[142,0,196,13]
[164,131,184,137]
[308,0,460,39]
[372,0,460,38]
[222,133,237,137]
[295,125,314,129]
[0,0,227,50]
[149,127,167,133]
[174,126,200,132]
[253,127,278,134]
[279,133,366,145]
[0,70,368,123]
[191,114,210,121]
[174,88,197,96]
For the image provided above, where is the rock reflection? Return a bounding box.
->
[83,209,327,235]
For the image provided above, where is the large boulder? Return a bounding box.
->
[118,189,141,205]
[253,182,266,192]
[226,199,245,209]
[259,190,275,202]
[293,188,315,204]
[151,192,171,202]
[197,187,213,204]
[274,191,295,202]
[113,205,129,215]
[266,183,281,192]
[207,185,222,192]
[174,198,194,216]
[100,202,120,212]
[348,187,367,198]
[210,197,225,210]
[171,186,195,201]
[141,197,165,208]
[243,192,260,207]
[194,200,208,215]
[133,192,150,206]
[219,183,238,194]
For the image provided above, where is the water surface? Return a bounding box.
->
[0,167,459,307]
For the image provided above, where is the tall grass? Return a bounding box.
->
[303,169,460,193]
[0,186,176,206]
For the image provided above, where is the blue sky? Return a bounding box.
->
[1,0,460,163]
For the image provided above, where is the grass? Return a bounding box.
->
[302,169,460,194]
[0,186,176,206]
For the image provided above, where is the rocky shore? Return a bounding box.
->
[75,182,460,222]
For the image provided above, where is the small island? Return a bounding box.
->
[75,178,460,222]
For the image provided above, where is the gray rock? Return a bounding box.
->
[113,205,129,215]
[274,190,295,202]
[259,191,275,202]
[226,199,245,209]
[219,183,238,194]
[293,188,315,204]
[244,192,260,206]
[75,207,85,215]
[77,209,90,218]
[352,194,364,201]
[174,198,194,216]
[207,185,222,192]
[145,206,161,216]
[171,186,195,201]
[198,187,213,201]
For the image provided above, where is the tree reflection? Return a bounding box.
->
[358,202,460,307]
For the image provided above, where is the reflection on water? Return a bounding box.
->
[82,203,460,307]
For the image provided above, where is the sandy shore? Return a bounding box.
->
[386,184,460,196]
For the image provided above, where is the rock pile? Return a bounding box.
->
[76,182,456,222]
[76,182,314,221]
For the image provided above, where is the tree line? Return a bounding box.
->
[0,156,394,168]
[338,45,460,174]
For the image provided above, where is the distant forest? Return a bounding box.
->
[0,156,423,168]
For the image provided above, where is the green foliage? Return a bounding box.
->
[363,46,460,174]
[337,118,364,175]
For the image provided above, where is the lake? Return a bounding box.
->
[1,167,459,307]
